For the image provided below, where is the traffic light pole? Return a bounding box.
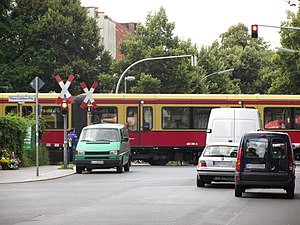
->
[63,113,67,168]
[87,112,91,126]
[257,24,300,31]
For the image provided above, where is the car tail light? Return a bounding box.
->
[288,150,294,171]
[235,146,242,181]
[288,149,294,181]
[198,160,207,167]
[236,147,242,172]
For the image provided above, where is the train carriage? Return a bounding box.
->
[1,93,300,164]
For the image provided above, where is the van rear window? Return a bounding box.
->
[245,138,268,158]
[271,139,286,159]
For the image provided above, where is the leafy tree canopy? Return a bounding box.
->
[113,7,198,94]
[0,0,112,94]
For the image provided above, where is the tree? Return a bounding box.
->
[113,7,197,94]
[195,42,241,94]
[269,9,300,94]
[218,23,275,94]
[0,0,112,94]
[130,73,161,93]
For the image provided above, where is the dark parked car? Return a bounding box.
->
[235,131,296,199]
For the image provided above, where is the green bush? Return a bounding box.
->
[21,145,49,167]
[0,113,49,167]
[0,114,28,157]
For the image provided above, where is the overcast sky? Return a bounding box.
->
[81,0,298,49]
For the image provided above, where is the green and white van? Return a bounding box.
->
[75,123,131,173]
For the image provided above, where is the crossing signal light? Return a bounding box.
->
[251,24,258,38]
[86,105,92,113]
[61,101,68,115]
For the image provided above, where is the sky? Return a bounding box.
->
[80,0,299,49]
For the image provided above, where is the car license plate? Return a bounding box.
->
[91,160,104,165]
[246,163,265,169]
[214,161,231,167]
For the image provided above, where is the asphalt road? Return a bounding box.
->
[0,165,299,225]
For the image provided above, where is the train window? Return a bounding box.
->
[193,107,213,129]
[92,107,118,124]
[127,107,138,131]
[143,107,153,131]
[41,106,65,129]
[162,107,190,129]
[295,108,300,129]
[264,108,292,129]
[5,106,17,114]
[22,106,33,116]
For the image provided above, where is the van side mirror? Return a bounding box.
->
[207,129,212,133]
[122,137,129,142]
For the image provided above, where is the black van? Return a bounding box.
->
[235,131,296,199]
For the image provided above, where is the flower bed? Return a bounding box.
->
[0,148,20,170]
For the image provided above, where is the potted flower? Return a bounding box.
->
[9,151,20,169]
[0,149,10,170]
[0,157,10,170]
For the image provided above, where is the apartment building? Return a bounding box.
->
[85,7,136,61]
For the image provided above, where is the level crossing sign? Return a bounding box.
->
[55,74,74,104]
[80,81,98,109]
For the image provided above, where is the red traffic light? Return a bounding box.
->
[60,101,68,115]
[86,105,92,112]
[251,24,258,38]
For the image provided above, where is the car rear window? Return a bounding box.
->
[203,145,238,157]
[245,138,268,158]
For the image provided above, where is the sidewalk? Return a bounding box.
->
[0,165,75,184]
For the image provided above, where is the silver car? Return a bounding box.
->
[196,143,238,187]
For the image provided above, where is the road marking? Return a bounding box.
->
[30,215,45,221]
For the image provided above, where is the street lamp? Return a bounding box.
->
[115,55,197,93]
[275,47,299,53]
[201,68,234,82]
[124,76,135,93]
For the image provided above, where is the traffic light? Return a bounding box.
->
[86,105,92,113]
[61,101,68,115]
[251,24,258,38]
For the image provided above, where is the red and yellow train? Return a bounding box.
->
[1,93,300,164]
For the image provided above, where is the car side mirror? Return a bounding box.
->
[207,129,212,133]
[122,137,129,142]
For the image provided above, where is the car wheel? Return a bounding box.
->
[116,164,123,173]
[124,159,130,172]
[197,175,205,187]
[235,186,243,197]
[76,166,83,174]
[286,186,295,199]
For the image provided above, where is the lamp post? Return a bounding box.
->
[124,76,136,93]
[115,55,197,93]
[275,47,299,53]
[201,68,234,82]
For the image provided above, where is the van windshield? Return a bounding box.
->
[245,138,268,158]
[79,128,120,142]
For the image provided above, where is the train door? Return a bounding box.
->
[126,104,153,147]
